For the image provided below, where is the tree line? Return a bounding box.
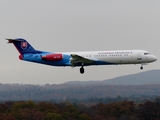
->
[1,97,160,120]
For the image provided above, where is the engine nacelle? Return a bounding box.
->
[41,53,63,61]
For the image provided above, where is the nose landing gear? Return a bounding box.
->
[140,64,143,70]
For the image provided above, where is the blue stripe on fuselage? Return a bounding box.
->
[22,53,71,66]
[21,53,115,66]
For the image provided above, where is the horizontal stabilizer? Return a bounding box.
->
[6,38,24,43]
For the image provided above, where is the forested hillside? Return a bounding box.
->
[0,70,159,101]
[0,83,160,101]
[66,69,160,85]
[0,70,159,119]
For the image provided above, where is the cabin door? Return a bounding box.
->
[137,52,142,61]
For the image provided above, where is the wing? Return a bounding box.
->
[70,54,95,66]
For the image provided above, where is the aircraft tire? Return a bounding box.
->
[80,67,84,74]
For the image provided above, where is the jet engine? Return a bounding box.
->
[41,53,63,61]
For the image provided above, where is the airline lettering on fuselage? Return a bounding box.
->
[98,51,133,55]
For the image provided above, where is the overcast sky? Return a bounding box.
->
[0,0,159,84]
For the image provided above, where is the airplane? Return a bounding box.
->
[6,38,157,74]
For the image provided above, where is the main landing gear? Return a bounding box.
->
[80,66,84,74]
[140,64,143,70]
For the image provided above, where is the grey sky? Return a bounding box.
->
[0,1,159,84]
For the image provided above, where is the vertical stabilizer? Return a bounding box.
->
[6,38,37,55]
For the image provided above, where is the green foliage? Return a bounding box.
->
[12,100,35,111]
[37,102,58,113]
[0,97,160,119]
[94,101,135,119]
[79,114,91,120]
[62,104,79,120]
[45,113,63,120]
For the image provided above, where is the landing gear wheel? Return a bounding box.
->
[80,67,84,74]
[140,66,143,70]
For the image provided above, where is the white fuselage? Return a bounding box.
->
[65,50,157,65]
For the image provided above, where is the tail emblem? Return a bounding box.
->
[21,42,28,50]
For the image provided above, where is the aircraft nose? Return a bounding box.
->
[151,55,157,62]
[147,55,157,62]
[154,56,157,61]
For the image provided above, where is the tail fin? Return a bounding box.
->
[6,38,37,55]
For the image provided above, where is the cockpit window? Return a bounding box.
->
[144,53,150,55]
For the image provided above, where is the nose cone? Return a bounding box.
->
[154,56,157,61]
[150,55,157,62]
